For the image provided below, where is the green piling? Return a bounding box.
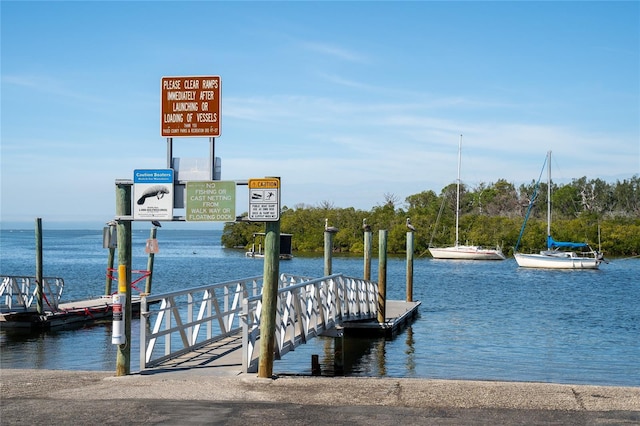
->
[145,227,157,294]
[377,229,387,324]
[105,243,115,295]
[35,218,43,315]
[324,231,334,276]
[115,180,132,376]
[257,220,280,378]
[406,231,414,302]
[363,230,372,281]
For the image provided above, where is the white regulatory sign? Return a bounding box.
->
[133,169,174,221]
[248,178,280,221]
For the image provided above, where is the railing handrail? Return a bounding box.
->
[140,275,269,370]
[245,273,343,302]
[139,273,379,373]
[241,273,378,373]
[0,276,65,311]
[143,275,264,303]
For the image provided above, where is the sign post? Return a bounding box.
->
[248,177,282,378]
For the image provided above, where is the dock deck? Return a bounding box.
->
[341,300,421,337]
[0,295,142,330]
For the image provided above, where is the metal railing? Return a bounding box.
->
[242,274,377,373]
[0,276,65,312]
[139,273,378,372]
[140,275,264,369]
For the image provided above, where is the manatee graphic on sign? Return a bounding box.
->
[133,169,174,221]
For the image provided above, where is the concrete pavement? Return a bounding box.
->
[1,368,639,425]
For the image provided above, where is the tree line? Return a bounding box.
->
[222,175,640,257]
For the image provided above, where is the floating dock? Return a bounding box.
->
[0,296,142,331]
[335,300,421,338]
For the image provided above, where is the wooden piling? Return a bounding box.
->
[105,246,115,295]
[35,218,43,315]
[334,334,344,376]
[406,231,414,302]
[145,227,157,294]
[324,231,333,276]
[311,354,321,376]
[258,220,280,378]
[377,230,387,324]
[115,181,132,376]
[363,230,372,281]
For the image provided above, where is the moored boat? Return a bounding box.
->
[428,135,505,260]
[513,151,603,269]
[245,232,294,260]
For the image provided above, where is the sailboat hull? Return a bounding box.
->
[514,253,601,269]
[429,246,506,260]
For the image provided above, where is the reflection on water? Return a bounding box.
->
[293,325,416,378]
[1,229,639,386]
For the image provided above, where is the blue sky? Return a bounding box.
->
[1,1,638,228]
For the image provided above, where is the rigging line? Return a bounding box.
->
[429,188,449,247]
[514,155,548,253]
[615,254,640,261]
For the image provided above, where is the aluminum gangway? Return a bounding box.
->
[139,273,378,373]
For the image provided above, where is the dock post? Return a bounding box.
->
[406,231,414,302]
[115,180,132,376]
[377,230,387,324]
[35,218,43,315]
[363,229,372,281]
[104,223,116,295]
[105,246,115,295]
[324,230,333,276]
[311,354,321,376]
[258,219,280,378]
[145,227,157,294]
[334,334,344,376]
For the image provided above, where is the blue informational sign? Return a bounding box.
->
[133,169,174,221]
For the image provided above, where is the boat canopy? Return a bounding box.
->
[547,235,588,249]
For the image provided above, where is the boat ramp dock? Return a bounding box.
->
[143,291,419,376]
[139,273,419,375]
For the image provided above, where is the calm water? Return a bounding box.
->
[1,229,638,386]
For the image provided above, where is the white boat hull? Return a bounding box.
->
[514,253,601,269]
[245,251,293,260]
[429,245,506,260]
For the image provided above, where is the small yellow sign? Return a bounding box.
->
[248,178,280,189]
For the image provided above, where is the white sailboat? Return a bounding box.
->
[429,135,506,261]
[514,151,603,269]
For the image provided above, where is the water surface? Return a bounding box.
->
[1,229,638,386]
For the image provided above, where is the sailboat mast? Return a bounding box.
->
[547,150,552,249]
[455,134,462,247]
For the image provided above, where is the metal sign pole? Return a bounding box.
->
[210,137,215,180]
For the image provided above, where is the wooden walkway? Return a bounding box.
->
[140,299,421,376]
[143,334,245,376]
